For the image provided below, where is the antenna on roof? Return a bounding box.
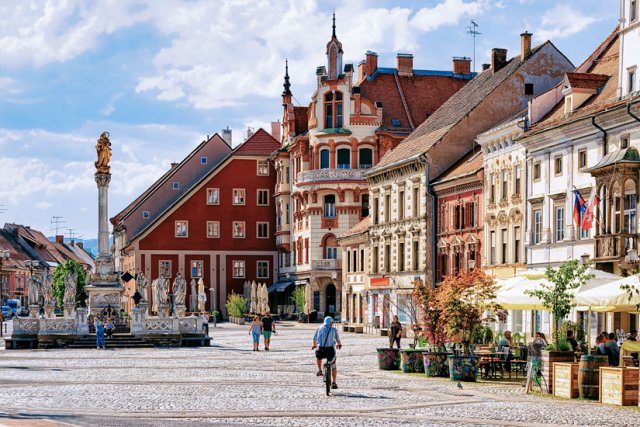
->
[466,20,481,74]
[51,216,66,235]
[0,204,7,215]
[66,228,79,241]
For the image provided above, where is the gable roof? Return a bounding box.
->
[111,134,232,225]
[371,41,559,173]
[432,149,483,187]
[125,128,279,245]
[565,72,610,91]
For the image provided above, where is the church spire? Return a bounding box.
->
[282,59,291,96]
[332,10,336,38]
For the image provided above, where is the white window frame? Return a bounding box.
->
[206,188,220,205]
[191,260,204,278]
[257,159,269,176]
[555,205,565,242]
[257,189,270,206]
[232,260,245,278]
[207,221,220,239]
[172,181,180,190]
[257,221,269,239]
[200,156,208,165]
[256,260,269,279]
[233,188,246,205]
[175,221,188,238]
[142,210,150,219]
[233,221,246,239]
[533,210,542,244]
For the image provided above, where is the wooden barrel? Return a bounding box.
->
[578,355,608,400]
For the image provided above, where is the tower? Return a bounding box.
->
[326,11,343,80]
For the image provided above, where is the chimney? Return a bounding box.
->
[452,57,471,75]
[520,32,532,61]
[246,127,254,140]
[170,162,179,168]
[491,48,508,73]
[396,53,413,77]
[271,121,281,142]
[364,51,378,77]
[482,63,491,72]
[222,127,232,146]
[55,235,64,243]
[77,242,84,250]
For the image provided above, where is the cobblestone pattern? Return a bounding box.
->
[1,322,639,426]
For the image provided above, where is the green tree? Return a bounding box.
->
[525,260,593,345]
[52,259,87,309]
[225,292,248,318]
[291,285,306,314]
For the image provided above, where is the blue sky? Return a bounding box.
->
[0,0,619,238]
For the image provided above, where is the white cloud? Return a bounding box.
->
[535,5,597,41]
[34,201,53,210]
[411,0,489,32]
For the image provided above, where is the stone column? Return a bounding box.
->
[95,173,111,257]
[76,307,89,335]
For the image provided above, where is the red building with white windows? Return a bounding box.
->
[111,129,280,316]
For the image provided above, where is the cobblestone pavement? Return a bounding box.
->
[1,322,639,426]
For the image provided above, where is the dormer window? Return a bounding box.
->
[564,95,573,115]
[172,181,180,190]
[324,91,343,128]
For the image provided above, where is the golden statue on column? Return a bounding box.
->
[95,131,112,174]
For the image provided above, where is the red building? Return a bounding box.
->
[432,149,484,284]
[112,129,280,315]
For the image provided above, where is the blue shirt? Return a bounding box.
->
[95,321,104,333]
[314,325,339,347]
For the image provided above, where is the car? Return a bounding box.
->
[1,306,12,319]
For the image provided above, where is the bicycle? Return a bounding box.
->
[323,357,332,396]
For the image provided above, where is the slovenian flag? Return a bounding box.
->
[573,191,586,229]
[581,188,600,230]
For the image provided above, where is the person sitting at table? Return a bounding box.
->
[497,330,513,371]
[629,330,638,341]
[605,332,620,366]
[596,334,606,355]
[566,330,579,352]
[600,331,608,343]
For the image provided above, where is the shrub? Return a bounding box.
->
[225,292,248,318]
[52,259,87,309]
[291,286,306,313]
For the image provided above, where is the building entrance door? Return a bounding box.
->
[326,283,336,317]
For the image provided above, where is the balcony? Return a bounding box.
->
[311,259,341,271]
[594,233,637,261]
[297,168,366,185]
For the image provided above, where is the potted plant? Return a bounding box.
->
[437,269,503,382]
[413,279,449,377]
[525,260,593,392]
[225,292,248,324]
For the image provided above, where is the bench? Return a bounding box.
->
[5,337,38,350]
[181,336,212,347]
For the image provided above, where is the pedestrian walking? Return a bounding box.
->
[248,316,262,351]
[201,312,209,336]
[389,315,402,349]
[95,319,106,350]
[261,310,276,351]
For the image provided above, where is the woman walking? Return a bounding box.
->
[248,316,262,351]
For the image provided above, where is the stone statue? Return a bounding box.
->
[27,274,41,306]
[41,274,54,306]
[158,275,168,306]
[63,271,78,304]
[95,131,112,174]
[173,273,187,307]
[197,278,207,312]
[151,279,159,314]
[136,273,149,301]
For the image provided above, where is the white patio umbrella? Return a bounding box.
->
[304,284,311,317]
[575,274,640,312]
[261,283,269,314]
[250,281,257,314]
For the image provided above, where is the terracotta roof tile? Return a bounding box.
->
[233,128,281,156]
[433,149,483,184]
[340,217,370,238]
[565,72,609,90]
[293,106,308,135]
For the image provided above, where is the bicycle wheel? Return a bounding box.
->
[324,361,331,396]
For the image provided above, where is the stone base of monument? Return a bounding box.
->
[85,283,124,317]
[64,302,76,318]
[12,317,40,336]
[44,302,56,319]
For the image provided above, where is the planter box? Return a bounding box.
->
[578,355,608,400]
[376,348,400,371]
[599,367,639,406]
[540,350,574,394]
[553,363,579,399]
[422,351,449,377]
[400,349,424,373]
[447,355,478,382]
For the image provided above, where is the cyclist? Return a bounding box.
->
[312,316,342,389]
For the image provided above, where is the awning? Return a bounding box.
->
[575,274,640,312]
[267,281,294,293]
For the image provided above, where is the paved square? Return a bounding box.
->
[1,322,639,426]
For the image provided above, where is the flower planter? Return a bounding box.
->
[599,367,638,406]
[400,349,424,373]
[376,348,400,371]
[447,355,478,382]
[553,362,579,399]
[422,351,449,377]
[540,350,574,394]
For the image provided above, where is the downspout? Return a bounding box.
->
[592,116,608,156]
[418,154,437,289]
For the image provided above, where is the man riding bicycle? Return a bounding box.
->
[312,316,342,389]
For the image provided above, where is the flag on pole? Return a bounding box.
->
[573,190,586,229]
[581,188,600,230]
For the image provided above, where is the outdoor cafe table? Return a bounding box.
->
[475,351,508,379]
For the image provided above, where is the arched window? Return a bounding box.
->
[337,147,350,169]
[324,194,336,218]
[322,234,338,259]
[320,149,330,169]
[324,91,343,129]
[359,148,373,169]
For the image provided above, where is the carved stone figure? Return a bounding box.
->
[173,273,187,307]
[157,275,169,306]
[136,273,149,301]
[63,271,78,304]
[151,279,159,314]
[95,131,112,174]
[27,274,41,306]
[41,274,54,306]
